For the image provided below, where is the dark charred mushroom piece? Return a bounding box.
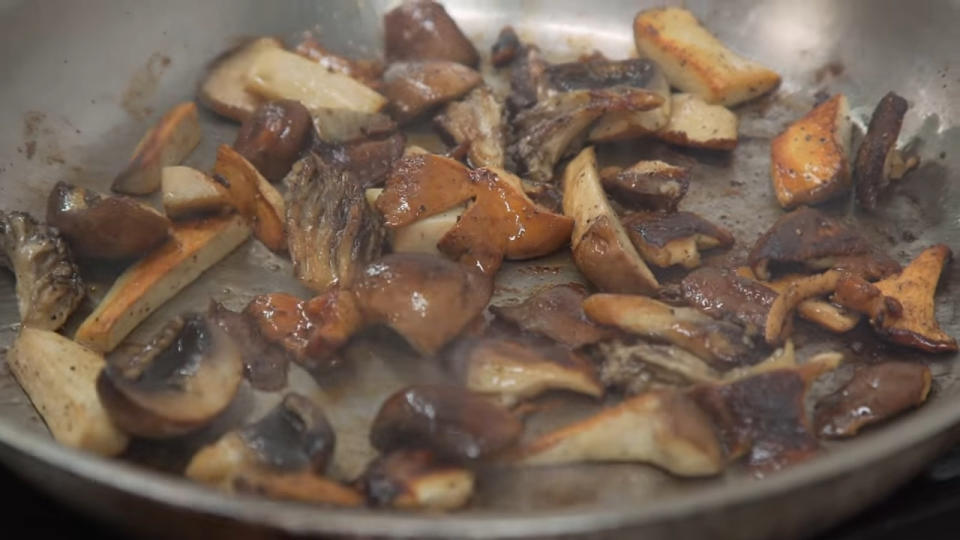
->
[352,253,493,355]
[491,26,520,67]
[383,61,482,123]
[239,393,336,473]
[681,267,786,342]
[0,211,84,330]
[854,92,919,210]
[208,302,288,391]
[748,206,900,281]
[435,86,507,169]
[294,33,384,88]
[491,283,617,349]
[622,211,734,269]
[370,384,523,460]
[284,153,388,292]
[815,362,931,438]
[233,100,313,183]
[312,131,407,190]
[359,449,475,510]
[96,314,243,438]
[507,44,549,113]
[384,0,479,66]
[599,161,689,212]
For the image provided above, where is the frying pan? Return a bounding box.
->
[1,0,958,538]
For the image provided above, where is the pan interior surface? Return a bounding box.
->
[0,0,958,537]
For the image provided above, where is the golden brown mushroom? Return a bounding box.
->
[490,283,617,349]
[375,153,474,228]
[621,211,734,269]
[383,0,479,66]
[599,160,689,213]
[358,449,474,511]
[383,61,482,123]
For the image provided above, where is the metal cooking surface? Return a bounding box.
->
[0,0,957,538]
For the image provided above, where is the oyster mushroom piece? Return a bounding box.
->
[233,99,313,183]
[770,94,853,209]
[491,26,520,67]
[621,211,734,269]
[517,389,725,476]
[656,93,738,150]
[353,253,493,355]
[446,337,604,407]
[360,449,475,511]
[491,283,616,349]
[383,61,482,123]
[46,181,170,260]
[161,166,233,220]
[370,384,523,460]
[562,147,659,294]
[383,0,479,66]
[633,8,780,106]
[376,153,474,228]
[815,362,931,438]
[435,86,507,169]
[0,211,84,330]
[96,314,243,438]
[748,206,900,281]
[199,37,283,122]
[599,160,689,213]
[757,270,861,333]
[112,102,202,195]
[833,244,957,353]
[854,91,920,210]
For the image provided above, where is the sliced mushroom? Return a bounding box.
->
[383,61,482,123]
[353,253,492,355]
[0,211,84,330]
[491,26,520,67]
[622,211,734,269]
[376,153,474,228]
[233,471,363,506]
[656,93,738,150]
[367,188,466,255]
[438,168,574,275]
[383,0,479,66]
[491,283,617,349]
[359,449,475,511]
[633,7,780,106]
[771,94,853,209]
[370,384,522,460]
[208,302,288,391]
[112,102,202,195]
[815,362,931,438]
[311,109,398,145]
[435,86,507,169]
[293,33,384,89]
[445,337,603,407]
[46,181,170,260]
[233,99,313,183]
[161,166,233,220]
[312,129,407,190]
[833,244,957,352]
[748,206,900,281]
[96,314,243,438]
[284,153,387,292]
[759,271,861,333]
[854,91,919,210]
[599,160,689,213]
[212,144,286,252]
[199,37,283,122]
[517,389,725,476]
[562,147,659,294]
[507,44,550,113]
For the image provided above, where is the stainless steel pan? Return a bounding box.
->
[1,0,958,538]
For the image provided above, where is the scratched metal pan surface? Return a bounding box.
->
[0,0,958,538]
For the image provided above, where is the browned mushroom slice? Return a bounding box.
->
[510,88,664,184]
[207,302,288,391]
[293,33,384,88]
[46,181,170,260]
[376,153,474,228]
[584,294,763,371]
[491,283,616,349]
[0,211,84,330]
[599,161,689,212]
[370,384,522,460]
[161,166,234,219]
[96,314,243,438]
[312,131,407,191]
[233,471,364,506]
[353,253,492,355]
[445,337,603,406]
[383,61,482,123]
[622,211,734,269]
[770,94,853,209]
[834,245,957,352]
[438,168,574,275]
[748,206,900,281]
[563,147,660,294]
[854,92,920,210]
[384,0,479,66]
[435,86,507,169]
[284,153,387,292]
[517,389,725,476]
[491,26,520,67]
[233,100,312,183]
[311,109,398,145]
[359,449,475,510]
[760,272,860,333]
[112,102,202,195]
[199,37,283,122]
[507,44,550,112]
[656,93,738,150]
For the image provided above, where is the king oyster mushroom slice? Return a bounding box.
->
[435,86,507,169]
[46,181,171,260]
[599,161,689,213]
[352,253,493,355]
[383,0,479,66]
[0,211,84,330]
[96,314,243,438]
[490,283,617,349]
[370,384,523,461]
[198,37,283,122]
[655,93,738,150]
[383,61,482,123]
[358,449,475,511]
[621,211,734,269]
[854,91,920,210]
[833,244,957,353]
[232,99,313,183]
[293,32,384,89]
